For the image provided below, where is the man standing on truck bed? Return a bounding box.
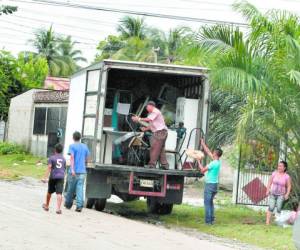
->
[65,131,90,212]
[132,101,169,170]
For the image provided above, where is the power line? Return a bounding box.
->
[0,21,99,47]
[0,25,33,36]
[8,15,110,38]
[9,0,250,27]
[13,14,113,33]
[178,0,231,7]
[0,19,99,43]
[71,0,231,11]
[0,42,97,49]
[15,5,119,27]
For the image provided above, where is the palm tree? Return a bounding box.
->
[94,35,125,62]
[111,37,155,62]
[148,27,190,63]
[196,0,300,199]
[0,5,17,15]
[164,27,190,63]
[57,36,87,76]
[30,27,86,76]
[30,26,64,76]
[117,16,147,40]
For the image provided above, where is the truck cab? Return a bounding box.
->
[64,60,210,214]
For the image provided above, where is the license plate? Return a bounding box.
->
[140,179,154,188]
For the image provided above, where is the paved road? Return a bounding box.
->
[0,179,234,250]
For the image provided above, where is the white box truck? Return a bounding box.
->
[64,60,210,214]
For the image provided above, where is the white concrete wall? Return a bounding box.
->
[7,89,37,150]
[0,121,5,142]
[64,71,87,159]
[30,135,48,156]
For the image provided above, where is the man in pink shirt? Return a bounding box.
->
[132,101,169,169]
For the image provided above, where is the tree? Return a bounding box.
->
[94,35,125,62]
[196,1,300,200]
[117,16,147,40]
[30,27,86,77]
[0,51,17,121]
[149,27,190,63]
[30,26,62,76]
[15,52,48,88]
[0,50,48,120]
[111,37,155,62]
[95,18,190,63]
[0,5,17,15]
[208,89,245,147]
[57,36,87,76]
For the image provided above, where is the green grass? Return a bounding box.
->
[106,200,295,250]
[0,154,46,180]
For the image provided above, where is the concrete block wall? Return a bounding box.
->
[7,89,37,151]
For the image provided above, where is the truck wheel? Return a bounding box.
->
[94,198,107,211]
[86,198,95,209]
[147,198,159,214]
[157,204,173,215]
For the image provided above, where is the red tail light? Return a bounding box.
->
[167,184,182,190]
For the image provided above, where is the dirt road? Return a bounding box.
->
[0,179,235,250]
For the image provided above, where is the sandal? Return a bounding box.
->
[42,204,49,211]
[56,210,62,214]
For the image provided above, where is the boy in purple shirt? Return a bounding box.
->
[42,143,66,214]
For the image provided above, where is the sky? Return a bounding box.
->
[1,0,300,65]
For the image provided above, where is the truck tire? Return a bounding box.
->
[147,198,173,215]
[158,204,173,215]
[94,198,107,211]
[86,198,95,209]
[147,198,159,214]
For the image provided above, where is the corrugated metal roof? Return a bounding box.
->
[44,76,70,90]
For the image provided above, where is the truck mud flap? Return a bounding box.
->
[86,168,112,199]
[128,172,167,197]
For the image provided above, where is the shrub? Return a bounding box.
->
[0,142,27,155]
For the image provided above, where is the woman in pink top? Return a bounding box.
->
[266,161,292,225]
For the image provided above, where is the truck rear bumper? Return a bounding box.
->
[86,164,202,203]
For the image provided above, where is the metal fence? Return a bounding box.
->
[234,168,272,206]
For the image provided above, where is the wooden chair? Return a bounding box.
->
[181,128,205,170]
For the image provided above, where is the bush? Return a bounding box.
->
[0,142,27,155]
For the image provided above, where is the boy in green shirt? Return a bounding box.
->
[198,139,222,225]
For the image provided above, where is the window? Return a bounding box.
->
[33,106,68,135]
[33,108,46,134]
[46,107,60,134]
[83,117,95,137]
[60,107,67,130]
[85,95,98,114]
[87,70,100,92]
